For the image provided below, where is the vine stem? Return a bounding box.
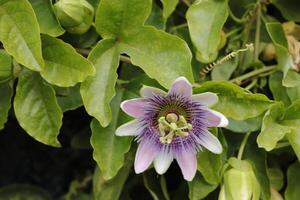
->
[237,132,251,160]
[254,2,261,61]
[230,65,277,83]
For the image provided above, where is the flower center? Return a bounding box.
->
[158,112,192,144]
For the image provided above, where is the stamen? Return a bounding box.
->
[158,114,192,144]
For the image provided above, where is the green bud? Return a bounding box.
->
[54,0,94,34]
[219,158,261,200]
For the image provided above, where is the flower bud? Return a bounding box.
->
[262,43,276,61]
[218,158,261,200]
[54,0,94,34]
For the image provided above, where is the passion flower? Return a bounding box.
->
[116,77,228,181]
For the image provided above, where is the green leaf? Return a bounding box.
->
[211,57,238,81]
[272,0,300,22]
[186,0,228,63]
[197,149,223,185]
[90,89,133,180]
[226,115,263,133]
[120,26,193,88]
[188,172,217,200]
[285,162,300,200]
[267,168,284,191]
[287,85,300,102]
[269,72,291,106]
[14,71,62,147]
[266,22,299,87]
[257,102,291,151]
[0,0,44,71]
[194,81,273,120]
[93,149,134,200]
[40,35,95,87]
[56,85,83,112]
[95,0,152,38]
[28,0,65,37]
[81,39,119,127]
[0,50,12,83]
[145,2,165,30]
[160,0,178,19]
[0,83,13,130]
[0,184,51,200]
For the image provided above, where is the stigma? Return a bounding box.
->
[158,113,192,144]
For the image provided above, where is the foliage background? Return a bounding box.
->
[0,0,300,199]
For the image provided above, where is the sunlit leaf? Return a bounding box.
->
[257,102,291,151]
[95,0,152,38]
[93,149,134,200]
[28,0,65,37]
[81,39,119,127]
[40,35,95,87]
[14,70,62,147]
[0,0,44,71]
[120,26,193,88]
[194,81,273,120]
[90,89,133,180]
[186,0,228,63]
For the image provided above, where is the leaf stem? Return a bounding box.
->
[237,132,251,160]
[228,6,246,24]
[230,65,277,83]
[245,79,257,90]
[170,23,188,33]
[254,3,261,61]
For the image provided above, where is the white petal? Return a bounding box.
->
[120,98,146,118]
[175,150,197,181]
[192,92,218,107]
[115,120,140,136]
[140,85,166,98]
[199,131,223,154]
[134,141,160,173]
[207,109,229,127]
[154,151,173,174]
[168,77,192,99]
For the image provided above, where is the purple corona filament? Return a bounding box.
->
[116,77,228,181]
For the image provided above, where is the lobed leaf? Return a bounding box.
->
[120,26,193,88]
[90,89,133,180]
[95,0,152,38]
[81,39,119,127]
[194,81,273,120]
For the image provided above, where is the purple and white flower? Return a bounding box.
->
[116,77,228,181]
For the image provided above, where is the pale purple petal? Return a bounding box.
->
[115,120,141,136]
[134,141,160,173]
[168,77,192,99]
[199,131,223,154]
[192,92,218,107]
[154,151,173,174]
[140,85,166,98]
[120,98,146,118]
[206,109,229,127]
[175,150,197,181]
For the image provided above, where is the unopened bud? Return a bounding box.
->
[54,0,94,34]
